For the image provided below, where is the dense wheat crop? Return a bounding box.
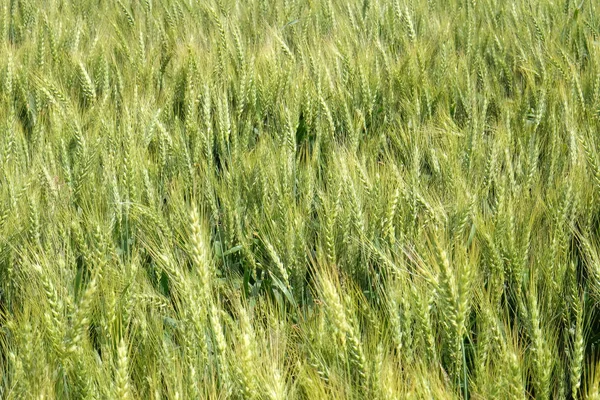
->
[2,0,600,398]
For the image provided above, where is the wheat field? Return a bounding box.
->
[1,0,600,398]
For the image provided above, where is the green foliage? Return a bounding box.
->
[1,0,600,398]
